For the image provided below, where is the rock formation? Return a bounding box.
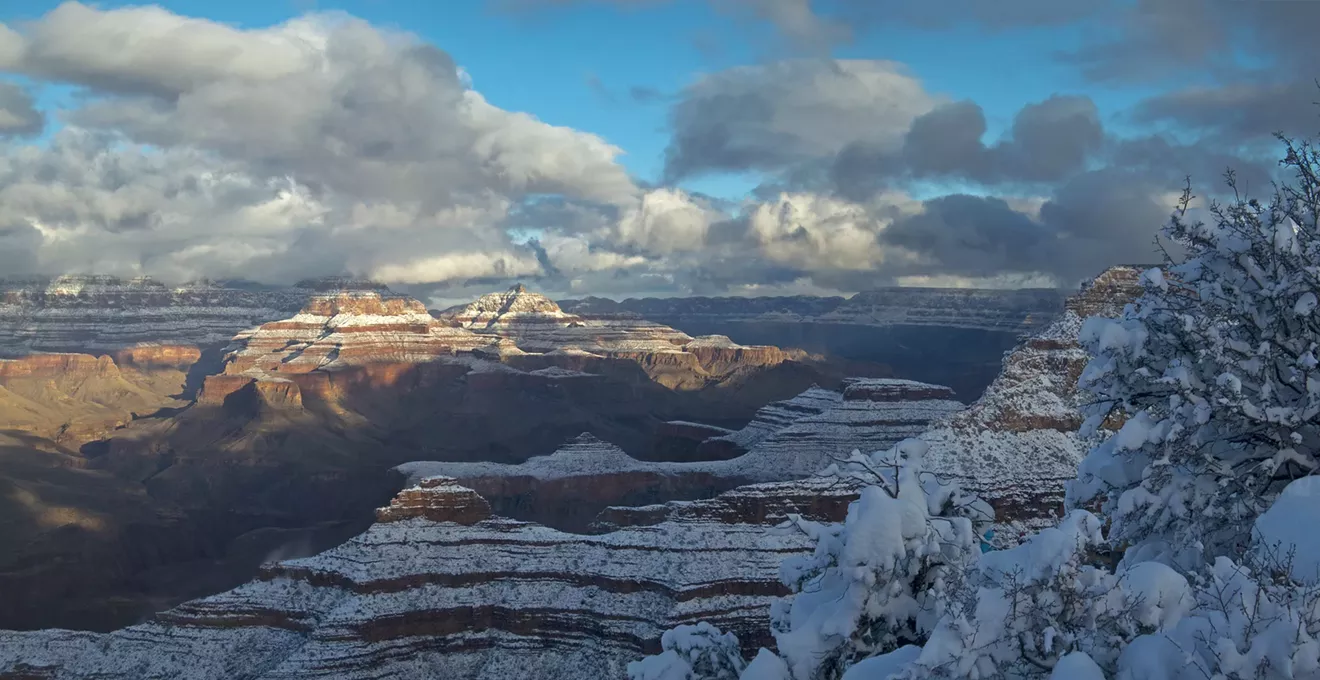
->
[0,276,322,356]
[0,476,839,680]
[560,287,1068,402]
[917,265,1149,542]
[0,269,1150,676]
[0,347,196,445]
[399,378,963,530]
[197,291,499,407]
[440,284,797,390]
[560,287,1065,332]
[0,284,881,631]
[0,430,206,632]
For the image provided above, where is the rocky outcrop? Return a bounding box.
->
[592,476,862,531]
[197,292,498,406]
[441,285,794,390]
[399,379,963,530]
[0,477,842,679]
[0,350,192,445]
[917,265,1151,542]
[375,477,493,524]
[560,287,1066,332]
[442,284,692,352]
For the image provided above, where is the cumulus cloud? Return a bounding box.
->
[832,95,1105,198]
[664,59,940,180]
[0,0,1293,298]
[0,2,644,288]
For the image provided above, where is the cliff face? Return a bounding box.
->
[559,287,1065,332]
[0,270,1153,676]
[0,431,208,633]
[197,291,498,407]
[0,286,862,632]
[398,379,963,530]
[917,265,1150,542]
[439,285,798,391]
[0,349,194,445]
[0,477,838,680]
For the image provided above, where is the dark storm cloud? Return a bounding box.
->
[1064,1,1320,149]
[830,95,1105,199]
[662,59,939,181]
[0,222,41,275]
[881,195,1054,277]
[879,170,1174,286]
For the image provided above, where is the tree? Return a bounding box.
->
[627,622,748,680]
[1070,134,1320,571]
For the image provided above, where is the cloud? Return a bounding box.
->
[370,250,543,284]
[831,95,1105,198]
[711,0,851,52]
[0,82,42,136]
[0,2,641,288]
[510,0,1104,52]
[0,1,1289,299]
[664,59,940,181]
[1060,1,1320,152]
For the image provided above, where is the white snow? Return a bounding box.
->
[1254,476,1320,583]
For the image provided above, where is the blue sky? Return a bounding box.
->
[2,0,1159,199]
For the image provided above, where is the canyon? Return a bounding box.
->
[0,282,891,632]
[560,286,1068,399]
[0,268,1148,678]
[0,267,1150,678]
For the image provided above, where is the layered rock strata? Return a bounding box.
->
[400,379,963,530]
[0,276,320,356]
[560,287,1066,332]
[0,476,843,680]
[197,292,499,406]
[0,348,195,445]
[917,265,1150,542]
[561,287,1068,402]
[440,285,794,390]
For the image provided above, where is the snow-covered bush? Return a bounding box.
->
[903,511,1192,678]
[767,440,992,680]
[1071,140,1320,570]
[627,622,748,680]
[634,439,993,680]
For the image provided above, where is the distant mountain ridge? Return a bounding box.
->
[0,275,384,356]
[560,285,1067,332]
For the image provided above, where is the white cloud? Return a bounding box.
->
[370,251,543,284]
[614,188,715,253]
[745,191,921,271]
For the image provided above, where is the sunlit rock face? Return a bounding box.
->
[439,284,796,390]
[0,348,197,445]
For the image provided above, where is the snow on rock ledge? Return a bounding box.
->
[375,476,492,525]
[0,479,839,680]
